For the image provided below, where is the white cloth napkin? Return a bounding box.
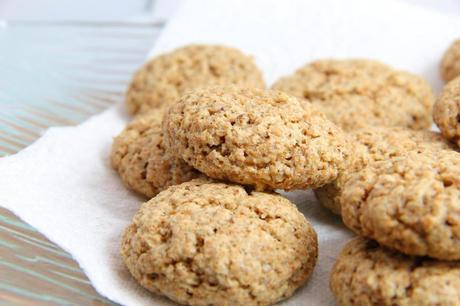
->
[1,0,459,305]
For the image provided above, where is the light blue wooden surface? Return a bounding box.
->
[0,21,162,305]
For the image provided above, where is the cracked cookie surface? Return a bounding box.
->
[162,86,353,191]
[315,127,453,214]
[272,59,433,131]
[441,39,460,82]
[111,109,201,198]
[121,179,318,306]
[433,76,460,146]
[340,150,460,260]
[330,237,460,306]
[126,44,265,114]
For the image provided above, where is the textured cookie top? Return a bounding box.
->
[121,179,318,306]
[111,109,201,198]
[126,44,265,114]
[341,150,460,260]
[433,76,460,146]
[272,59,433,131]
[441,39,460,82]
[162,86,353,190]
[330,237,460,306]
[351,126,453,174]
[315,127,453,214]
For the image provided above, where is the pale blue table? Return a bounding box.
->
[0,20,162,305]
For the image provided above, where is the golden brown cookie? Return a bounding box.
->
[111,109,201,198]
[330,237,460,306]
[441,39,460,82]
[162,86,353,191]
[272,59,434,131]
[315,127,453,214]
[126,44,265,114]
[121,179,318,306]
[433,76,460,146]
[340,150,460,260]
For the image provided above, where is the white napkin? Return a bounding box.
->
[1,0,459,305]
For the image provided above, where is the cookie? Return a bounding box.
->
[433,76,460,146]
[340,150,460,260]
[272,59,433,131]
[162,86,353,190]
[111,109,201,198]
[315,127,453,214]
[330,237,460,306]
[126,44,265,114]
[441,39,460,82]
[121,179,318,306]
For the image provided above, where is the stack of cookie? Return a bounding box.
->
[111,41,460,305]
[113,45,330,306]
[329,39,460,306]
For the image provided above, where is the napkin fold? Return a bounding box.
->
[1,0,459,305]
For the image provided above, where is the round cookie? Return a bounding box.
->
[126,44,265,114]
[433,76,460,146]
[272,59,434,131]
[441,39,460,82]
[340,150,460,260]
[162,86,353,190]
[121,179,318,306]
[330,237,460,306]
[111,108,201,198]
[315,127,454,214]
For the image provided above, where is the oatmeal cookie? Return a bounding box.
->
[272,59,433,131]
[315,127,453,214]
[441,39,460,82]
[126,44,265,114]
[433,76,460,146]
[121,179,318,306]
[111,109,201,198]
[162,86,352,190]
[341,150,460,260]
[330,237,460,306]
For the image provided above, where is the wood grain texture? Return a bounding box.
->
[0,21,163,305]
[0,208,113,306]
